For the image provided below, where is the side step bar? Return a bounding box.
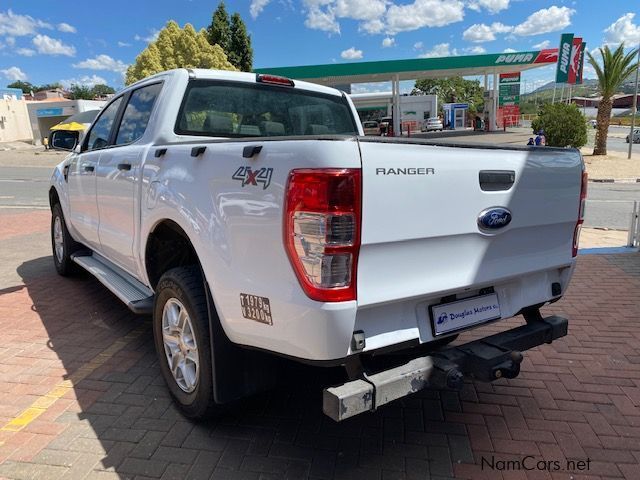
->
[323,314,568,422]
[71,253,154,315]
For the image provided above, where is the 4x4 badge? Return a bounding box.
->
[232,166,273,189]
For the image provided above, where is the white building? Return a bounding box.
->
[349,92,438,131]
[0,88,33,144]
[27,99,105,145]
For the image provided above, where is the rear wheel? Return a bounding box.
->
[51,203,80,276]
[153,266,217,419]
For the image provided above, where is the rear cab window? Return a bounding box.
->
[175,80,358,138]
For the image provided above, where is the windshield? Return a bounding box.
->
[175,80,358,138]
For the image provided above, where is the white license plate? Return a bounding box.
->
[431,293,501,336]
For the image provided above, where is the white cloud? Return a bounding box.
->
[413,41,423,50]
[5,36,15,46]
[304,4,340,34]
[32,34,76,56]
[503,48,517,53]
[360,18,385,34]
[386,0,464,34]
[0,9,51,37]
[351,81,391,94]
[303,0,464,35]
[463,22,512,42]
[382,37,395,47]
[57,22,76,33]
[464,46,486,54]
[73,54,127,74]
[60,74,107,89]
[335,0,388,21]
[117,41,131,47]
[512,6,574,37]
[134,29,160,43]
[418,43,457,58]
[533,40,551,49]
[468,0,509,14]
[250,0,272,19]
[341,46,363,59]
[16,47,35,56]
[303,0,388,34]
[1,66,27,81]
[604,13,640,45]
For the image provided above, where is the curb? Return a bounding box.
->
[589,178,640,184]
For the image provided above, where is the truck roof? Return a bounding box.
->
[189,69,345,97]
[128,68,345,99]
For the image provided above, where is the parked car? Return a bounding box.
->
[49,68,584,422]
[362,120,381,136]
[379,116,392,136]
[424,117,444,131]
[626,128,640,143]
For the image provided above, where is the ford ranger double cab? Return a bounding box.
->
[49,69,586,421]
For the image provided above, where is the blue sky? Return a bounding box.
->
[1,0,639,93]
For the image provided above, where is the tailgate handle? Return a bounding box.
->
[479,170,515,191]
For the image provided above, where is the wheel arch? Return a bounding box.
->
[144,217,280,405]
[49,186,60,210]
[144,218,200,291]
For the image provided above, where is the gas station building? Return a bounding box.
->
[255,49,559,136]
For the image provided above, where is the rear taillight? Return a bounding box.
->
[284,169,361,302]
[572,170,588,257]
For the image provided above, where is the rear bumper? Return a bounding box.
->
[323,313,567,422]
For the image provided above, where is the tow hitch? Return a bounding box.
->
[323,313,567,422]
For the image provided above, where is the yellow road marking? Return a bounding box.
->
[0,327,146,433]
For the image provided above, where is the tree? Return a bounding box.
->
[7,80,34,94]
[126,20,235,85]
[34,83,62,92]
[587,44,639,155]
[69,84,94,100]
[229,13,253,71]
[206,3,253,71]
[531,103,587,148]
[206,2,231,55]
[412,77,484,115]
[91,84,115,97]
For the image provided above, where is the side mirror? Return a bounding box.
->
[50,130,79,152]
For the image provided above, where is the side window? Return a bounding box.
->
[116,83,162,145]
[85,97,123,151]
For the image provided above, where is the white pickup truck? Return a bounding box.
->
[49,69,586,421]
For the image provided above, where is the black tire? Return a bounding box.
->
[153,266,217,419]
[51,203,81,276]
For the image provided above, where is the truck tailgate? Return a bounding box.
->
[357,139,583,307]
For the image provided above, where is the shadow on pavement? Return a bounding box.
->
[13,255,472,479]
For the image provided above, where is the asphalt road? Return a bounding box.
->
[0,166,51,208]
[584,182,640,230]
[593,125,640,154]
[1,157,637,230]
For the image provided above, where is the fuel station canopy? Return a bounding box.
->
[255,49,559,134]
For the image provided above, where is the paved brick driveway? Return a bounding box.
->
[0,208,639,480]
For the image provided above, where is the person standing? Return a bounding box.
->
[534,130,546,146]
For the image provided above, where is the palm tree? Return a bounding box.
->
[587,44,639,155]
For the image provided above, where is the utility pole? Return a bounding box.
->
[628,44,640,160]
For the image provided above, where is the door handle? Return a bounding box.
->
[82,163,94,172]
[117,163,132,171]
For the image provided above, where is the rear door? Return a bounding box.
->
[356,140,583,307]
[96,82,162,275]
[67,96,124,249]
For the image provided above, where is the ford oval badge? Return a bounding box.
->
[478,207,512,231]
